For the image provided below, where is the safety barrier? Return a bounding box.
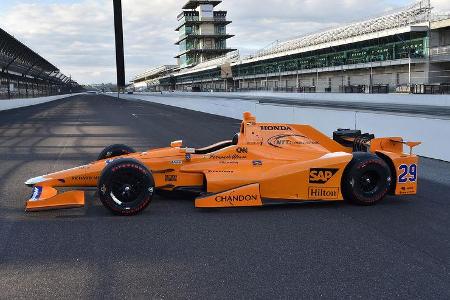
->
[117,92,450,161]
[0,93,82,111]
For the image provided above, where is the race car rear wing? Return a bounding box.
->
[333,129,421,155]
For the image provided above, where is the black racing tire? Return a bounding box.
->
[97,144,136,161]
[98,158,154,216]
[342,153,391,206]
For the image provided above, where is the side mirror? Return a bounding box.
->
[171,140,183,148]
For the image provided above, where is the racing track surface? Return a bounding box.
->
[0,94,449,299]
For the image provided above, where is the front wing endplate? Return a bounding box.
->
[26,186,85,211]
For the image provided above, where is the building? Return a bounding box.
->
[132,65,177,91]
[230,0,450,93]
[140,0,450,94]
[175,0,235,68]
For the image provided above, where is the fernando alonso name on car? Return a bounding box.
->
[208,154,247,160]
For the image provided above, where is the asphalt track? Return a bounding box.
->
[0,94,449,299]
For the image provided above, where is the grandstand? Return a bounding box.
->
[138,0,450,94]
[133,65,178,91]
[0,27,81,99]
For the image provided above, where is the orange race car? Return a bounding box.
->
[25,112,421,215]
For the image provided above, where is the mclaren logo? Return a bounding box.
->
[260,125,292,131]
[215,195,258,203]
[309,168,339,184]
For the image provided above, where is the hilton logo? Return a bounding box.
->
[308,187,339,200]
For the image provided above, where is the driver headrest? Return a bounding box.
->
[232,133,239,145]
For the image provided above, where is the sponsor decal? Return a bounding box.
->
[71,176,99,181]
[309,168,339,184]
[236,147,248,154]
[215,194,258,203]
[171,160,183,165]
[209,154,246,160]
[206,170,234,174]
[30,186,43,201]
[308,187,339,200]
[165,175,177,182]
[219,161,239,165]
[153,169,175,174]
[252,160,263,166]
[399,186,416,195]
[260,125,292,131]
[185,153,191,161]
[398,164,418,183]
[268,134,319,148]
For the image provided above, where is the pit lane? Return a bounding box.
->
[0,94,449,298]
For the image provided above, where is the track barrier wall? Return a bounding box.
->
[116,92,450,162]
[0,93,83,111]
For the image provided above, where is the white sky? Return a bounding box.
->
[0,0,449,84]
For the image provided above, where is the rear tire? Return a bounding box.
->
[342,153,391,206]
[98,158,154,216]
[97,144,136,161]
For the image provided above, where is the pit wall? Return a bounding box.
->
[116,92,450,162]
[0,94,82,111]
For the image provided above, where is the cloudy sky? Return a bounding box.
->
[1,0,449,84]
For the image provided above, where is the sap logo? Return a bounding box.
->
[236,147,248,154]
[309,168,339,184]
[260,125,292,131]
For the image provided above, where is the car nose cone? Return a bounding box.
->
[25,176,48,187]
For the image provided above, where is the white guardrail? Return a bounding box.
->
[117,92,450,162]
[0,93,82,111]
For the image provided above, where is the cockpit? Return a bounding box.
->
[194,133,239,155]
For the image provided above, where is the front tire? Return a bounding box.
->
[342,153,391,206]
[98,158,154,216]
[97,144,136,161]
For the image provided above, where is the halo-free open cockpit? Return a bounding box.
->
[194,133,239,154]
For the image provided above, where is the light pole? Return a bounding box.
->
[113,0,125,98]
